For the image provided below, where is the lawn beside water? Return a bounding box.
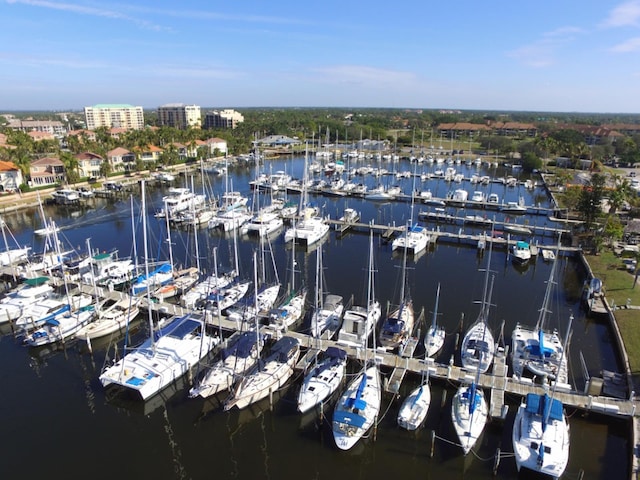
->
[585,250,640,379]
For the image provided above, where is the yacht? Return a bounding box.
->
[241,210,284,237]
[0,277,54,325]
[391,223,430,255]
[51,189,80,205]
[156,187,205,219]
[512,241,532,265]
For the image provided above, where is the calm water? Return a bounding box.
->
[0,157,629,479]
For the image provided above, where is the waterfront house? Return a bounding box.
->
[200,137,228,156]
[75,152,104,178]
[0,160,23,192]
[29,157,66,187]
[132,144,163,164]
[107,147,136,172]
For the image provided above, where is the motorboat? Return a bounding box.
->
[224,336,300,410]
[512,393,570,478]
[391,223,430,255]
[297,347,347,414]
[189,330,264,399]
[451,380,488,455]
[0,276,53,325]
[156,187,205,219]
[241,210,284,237]
[470,191,486,202]
[51,189,80,205]
[207,207,252,231]
[502,200,527,214]
[75,296,141,341]
[99,312,219,400]
[332,363,381,451]
[447,188,468,206]
[512,241,532,265]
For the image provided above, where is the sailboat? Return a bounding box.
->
[0,276,53,325]
[451,372,489,455]
[0,215,30,267]
[99,181,219,400]
[397,369,431,431]
[460,234,496,374]
[268,238,307,332]
[297,346,347,414]
[284,144,329,247]
[512,238,568,385]
[189,329,264,399]
[310,245,344,339]
[512,316,572,478]
[224,335,300,410]
[379,241,414,351]
[332,360,381,450]
[337,231,380,348]
[424,283,446,358]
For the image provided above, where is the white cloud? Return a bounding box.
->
[601,0,640,28]
[5,0,170,31]
[610,36,640,52]
[508,26,584,68]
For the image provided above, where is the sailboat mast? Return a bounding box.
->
[140,180,155,349]
[431,283,440,331]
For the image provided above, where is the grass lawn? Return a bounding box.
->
[584,249,640,377]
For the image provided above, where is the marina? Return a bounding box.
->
[0,154,632,479]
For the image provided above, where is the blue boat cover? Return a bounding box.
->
[516,241,529,249]
[527,330,554,357]
[153,315,200,341]
[525,393,563,422]
[333,411,366,428]
[326,346,347,360]
[345,374,368,411]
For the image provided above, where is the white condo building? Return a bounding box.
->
[204,109,244,129]
[84,104,145,131]
[158,104,201,130]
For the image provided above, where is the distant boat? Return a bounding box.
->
[512,241,532,265]
[51,189,80,205]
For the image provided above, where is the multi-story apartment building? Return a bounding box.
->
[7,119,67,136]
[157,104,201,130]
[203,109,244,129]
[84,104,144,131]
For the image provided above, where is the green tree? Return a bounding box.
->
[577,173,606,228]
[520,152,542,173]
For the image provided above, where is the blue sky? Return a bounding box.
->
[2,0,640,113]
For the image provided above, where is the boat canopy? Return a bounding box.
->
[525,393,563,422]
[227,331,262,359]
[516,241,530,249]
[24,276,49,287]
[154,315,200,341]
[326,346,347,360]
